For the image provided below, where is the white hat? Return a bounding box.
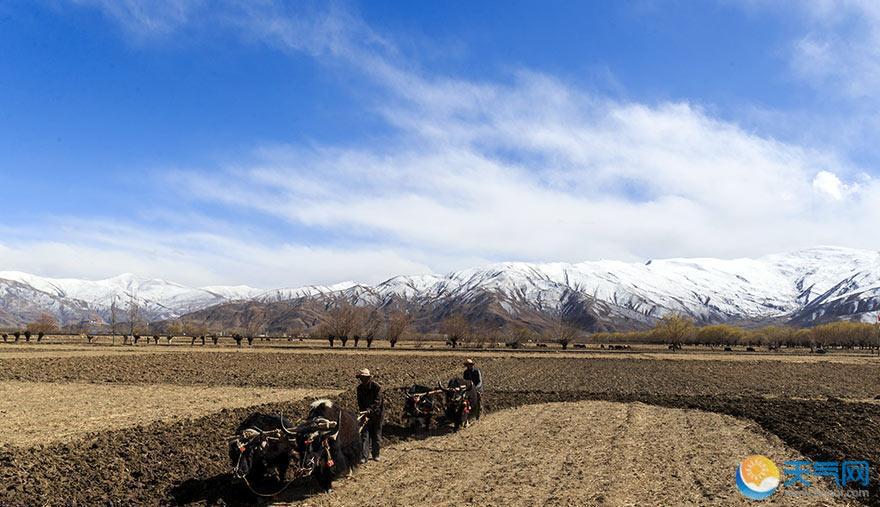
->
[356,368,371,377]
[464,359,475,365]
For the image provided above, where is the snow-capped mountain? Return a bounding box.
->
[2,246,879,329]
[268,246,877,329]
[252,282,359,303]
[0,271,261,326]
[182,246,880,333]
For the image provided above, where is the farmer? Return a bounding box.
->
[356,368,384,462]
[463,358,483,416]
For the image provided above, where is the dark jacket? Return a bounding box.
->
[463,367,482,390]
[357,380,384,420]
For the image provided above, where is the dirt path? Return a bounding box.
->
[302,401,848,506]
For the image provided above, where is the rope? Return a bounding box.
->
[233,422,305,498]
[397,447,471,453]
[242,473,300,498]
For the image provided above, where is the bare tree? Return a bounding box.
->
[245,319,263,347]
[385,311,409,348]
[440,314,471,348]
[652,314,694,350]
[325,303,357,347]
[551,320,580,350]
[27,312,59,342]
[506,323,535,349]
[127,292,141,338]
[353,307,381,348]
[166,319,184,345]
[475,324,502,348]
[109,300,119,345]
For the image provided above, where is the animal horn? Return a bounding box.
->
[279,417,299,435]
[328,412,342,441]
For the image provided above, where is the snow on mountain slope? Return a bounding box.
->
[1,246,878,328]
[0,272,261,325]
[0,278,93,326]
[326,246,880,324]
[201,285,265,301]
[253,281,359,303]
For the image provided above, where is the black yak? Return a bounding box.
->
[403,384,440,434]
[296,399,363,492]
[229,413,297,485]
[443,378,480,432]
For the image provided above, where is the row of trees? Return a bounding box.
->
[0,312,61,343]
[8,304,878,352]
[316,305,410,347]
[438,314,581,349]
[590,314,880,350]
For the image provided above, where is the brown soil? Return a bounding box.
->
[0,351,876,401]
[0,352,463,390]
[0,382,339,446]
[3,340,878,363]
[306,401,847,507]
[0,350,877,506]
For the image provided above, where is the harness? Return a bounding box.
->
[231,421,337,498]
[357,410,371,432]
[231,426,302,498]
[404,389,442,417]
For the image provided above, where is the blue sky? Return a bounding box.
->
[1,1,879,288]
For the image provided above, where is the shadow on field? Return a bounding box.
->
[1,372,876,506]
[169,390,880,506]
[170,473,321,506]
[167,416,459,506]
[158,382,465,506]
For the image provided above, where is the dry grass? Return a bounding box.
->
[0,381,340,446]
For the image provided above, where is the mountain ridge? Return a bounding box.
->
[1,246,878,331]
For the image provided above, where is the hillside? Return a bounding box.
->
[2,246,878,332]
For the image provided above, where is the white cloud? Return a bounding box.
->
[28,0,880,287]
[812,170,851,200]
[70,0,203,37]
[0,219,435,288]
[174,66,877,264]
[789,0,880,99]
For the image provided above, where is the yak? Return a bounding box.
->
[295,399,362,492]
[403,384,440,434]
[229,413,297,485]
[229,401,362,495]
[443,378,480,432]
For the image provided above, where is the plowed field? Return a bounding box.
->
[0,345,876,506]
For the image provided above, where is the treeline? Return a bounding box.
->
[590,315,880,349]
[6,308,879,351]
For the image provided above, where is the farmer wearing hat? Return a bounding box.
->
[463,358,483,418]
[356,368,384,462]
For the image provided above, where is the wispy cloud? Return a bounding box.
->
[788,0,880,99]
[70,0,205,37]
[178,71,878,267]
[19,0,877,287]
[0,218,434,288]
